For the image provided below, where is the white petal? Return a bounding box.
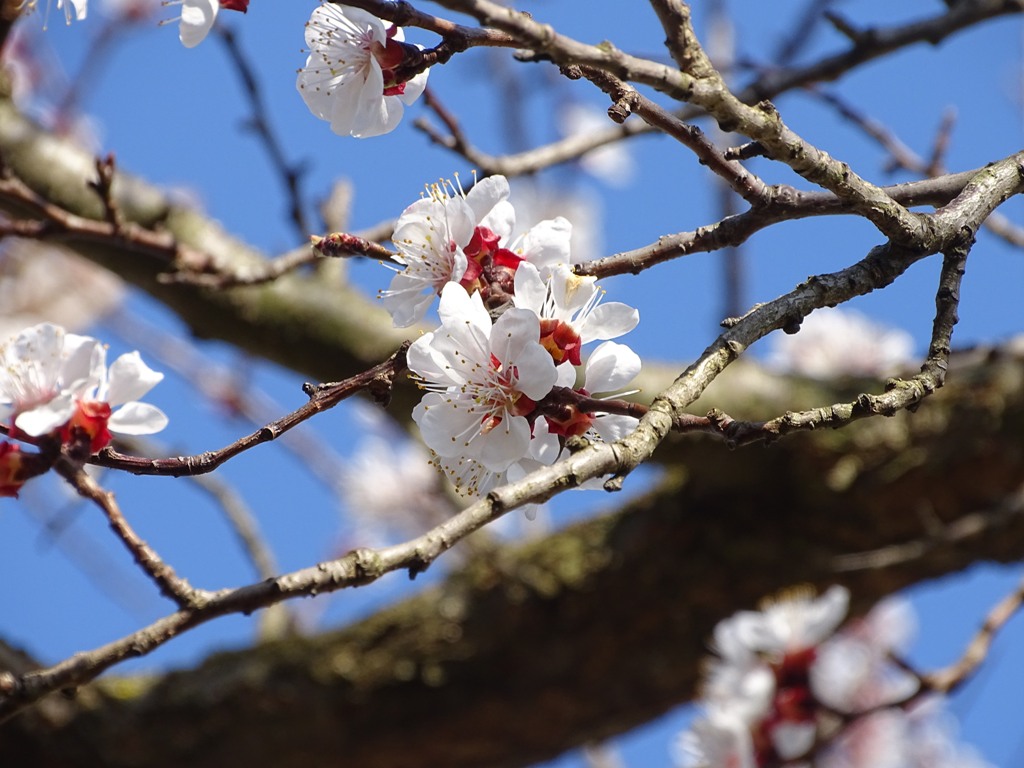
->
[519,217,573,271]
[579,302,639,342]
[437,284,491,354]
[407,332,462,386]
[477,415,531,472]
[527,419,561,464]
[61,333,100,385]
[351,68,402,139]
[413,394,480,458]
[465,175,510,228]
[179,0,218,48]
[328,65,378,136]
[105,352,163,407]
[108,402,169,435]
[555,363,578,389]
[584,341,641,393]
[382,274,435,328]
[511,262,547,315]
[14,395,76,437]
[490,310,557,401]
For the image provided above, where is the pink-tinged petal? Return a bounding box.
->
[584,341,641,393]
[179,0,218,48]
[108,402,169,435]
[519,217,572,270]
[579,302,639,342]
[14,394,76,437]
[105,352,163,407]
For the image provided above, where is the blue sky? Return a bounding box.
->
[2,1,1023,765]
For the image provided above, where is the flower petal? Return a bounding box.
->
[179,0,218,48]
[105,352,164,407]
[108,402,169,435]
[584,341,641,393]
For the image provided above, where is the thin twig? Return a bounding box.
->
[925,572,1024,694]
[92,345,408,478]
[53,458,207,609]
[571,65,770,207]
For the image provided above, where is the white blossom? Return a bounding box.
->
[382,175,513,327]
[297,3,428,138]
[0,323,96,435]
[0,323,166,449]
[408,283,557,494]
[162,0,248,48]
[513,263,638,386]
[678,587,991,768]
[0,241,123,341]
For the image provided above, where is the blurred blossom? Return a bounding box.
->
[767,307,914,379]
[337,431,454,546]
[510,180,603,264]
[677,587,992,768]
[558,103,635,186]
[0,241,124,340]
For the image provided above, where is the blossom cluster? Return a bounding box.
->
[677,586,991,768]
[384,175,640,499]
[0,323,167,498]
